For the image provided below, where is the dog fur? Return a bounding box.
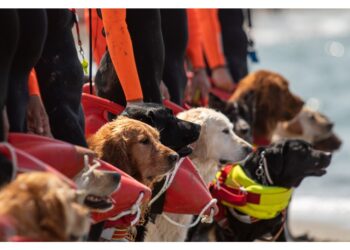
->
[209,93,252,143]
[88,116,179,188]
[272,106,342,151]
[121,103,201,241]
[0,172,91,241]
[144,108,252,242]
[123,103,201,157]
[188,140,332,242]
[229,70,304,140]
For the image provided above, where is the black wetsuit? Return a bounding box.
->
[218,9,249,82]
[160,9,188,105]
[35,9,87,147]
[95,9,165,107]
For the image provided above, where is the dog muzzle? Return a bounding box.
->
[210,164,293,220]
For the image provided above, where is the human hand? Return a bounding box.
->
[185,68,210,106]
[27,95,52,137]
[211,66,235,92]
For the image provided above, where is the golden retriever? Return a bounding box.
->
[144,108,252,242]
[230,70,304,141]
[74,162,121,213]
[0,172,90,241]
[88,116,179,188]
[272,106,342,151]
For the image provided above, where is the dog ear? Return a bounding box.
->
[123,106,156,127]
[38,189,68,240]
[284,119,303,135]
[208,93,227,111]
[101,137,134,176]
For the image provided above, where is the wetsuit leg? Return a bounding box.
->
[0,10,19,141]
[218,9,248,82]
[0,10,19,186]
[126,9,164,104]
[35,9,87,147]
[160,9,188,105]
[6,9,47,133]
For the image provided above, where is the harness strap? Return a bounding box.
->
[257,210,287,242]
[210,184,247,206]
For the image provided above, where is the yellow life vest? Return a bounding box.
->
[211,165,293,220]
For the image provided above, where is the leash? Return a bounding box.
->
[88,8,93,95]
[161,199,217,228]
[71,9,89,76]
[257,210,287,242]
[245,9,259,63]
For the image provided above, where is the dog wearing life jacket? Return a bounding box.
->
[229,70,305,143]
[187,139,332,241]
[272,106,342,152]
[0,172,91,241]
[144,107,252,242]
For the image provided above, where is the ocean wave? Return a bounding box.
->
[289,196,350,228]
[253,10,350,46]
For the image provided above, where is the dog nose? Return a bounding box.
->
[327,123,334,131]
[168,154,179,164]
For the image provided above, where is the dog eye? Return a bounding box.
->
[308,114,316,121]
[139,138,150,145]
[222,128,230,134]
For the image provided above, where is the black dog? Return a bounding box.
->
[209,93,253,143]
[187,139,332,242]
[121,103,201,241]
[123,103,201,157]
[94,51,126,106]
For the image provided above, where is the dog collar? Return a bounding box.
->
[210,165,293,220]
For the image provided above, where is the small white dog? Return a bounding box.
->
[144,107,252,242]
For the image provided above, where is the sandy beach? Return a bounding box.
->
[290,220,350,242]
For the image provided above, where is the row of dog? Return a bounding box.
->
[0,70,340,241]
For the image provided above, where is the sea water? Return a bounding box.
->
[250,9,350,230]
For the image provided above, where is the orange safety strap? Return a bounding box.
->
[28,69,40,97]
[101,9,143,102]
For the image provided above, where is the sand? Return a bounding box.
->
[290,220,350,242]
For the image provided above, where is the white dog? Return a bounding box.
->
[144,107,252,242]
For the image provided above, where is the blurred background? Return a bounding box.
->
[250,9,350,241]
[76,9,350,241]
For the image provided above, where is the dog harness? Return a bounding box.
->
[210,164,293,220]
